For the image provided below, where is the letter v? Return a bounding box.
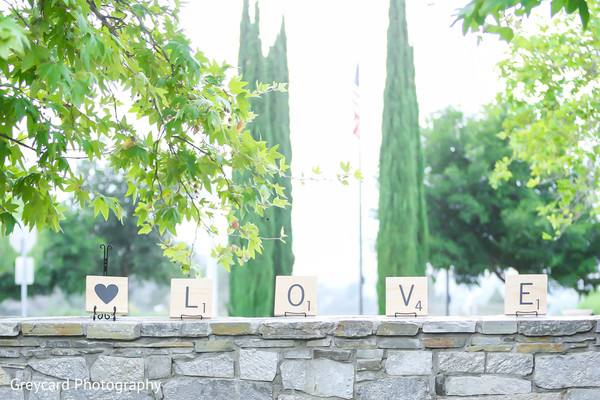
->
[399,284,414,306]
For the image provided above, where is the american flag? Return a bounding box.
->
[352,65,360,139]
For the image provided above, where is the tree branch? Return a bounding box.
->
[0,133,36,151]
[87,0,119,36]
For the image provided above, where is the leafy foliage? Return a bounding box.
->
[0,163,179,302]
[229,1,294,317]
[0,0,288,274]
[425,107,600,292]
[35,163,178,295]
[491,3,600,236]
[377,0,428,313]
[457,0,589,40]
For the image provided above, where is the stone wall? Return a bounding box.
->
[0,316,598,399]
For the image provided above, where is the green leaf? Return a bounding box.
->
[526,177,540,188]
[138,224,152,234]
[578,0,590,27]
[340,161,350,173]
[0,15,30,59]
[484,23,515,41]
[542,232,553,240]
[272,197,289,208]
[90,197,109,221]
[0,212,17,235]
[551,0,566,15]
[565,0,578,13]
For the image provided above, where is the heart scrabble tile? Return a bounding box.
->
[86,276,128,315]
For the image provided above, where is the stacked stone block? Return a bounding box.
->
[0,316,598,399]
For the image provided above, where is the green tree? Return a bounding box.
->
[457,0,590,40]
[0,237,19,303]
[0,163,178,301]
[265,21,294,280]
[33,207,104,296]
[491,3,600,237]
[229,1,293,316]
[0,0,287,274]
[76,164,177,281]
[229,0,272,317]
[425,107,600,292]
[35,163,177,295]
[376,0,428,313]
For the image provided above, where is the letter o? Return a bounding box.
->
[287,284,305,307]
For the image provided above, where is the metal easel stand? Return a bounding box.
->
[515,311,539,317]
[93,306,117,321]
[92,244,117,321]
[284,312,308,317]
[180,314,204,320]
[394,312,417,318]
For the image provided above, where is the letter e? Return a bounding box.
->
[520,282,533,305]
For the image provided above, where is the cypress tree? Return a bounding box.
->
[229,1,293,316]
[265,21,294,278]
[376,0,428,313]
[229,0,272,317]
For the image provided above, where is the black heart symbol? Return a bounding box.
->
[95,284,119,304]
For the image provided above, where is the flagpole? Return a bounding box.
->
[353,64,364,315]
[358,135,364,315]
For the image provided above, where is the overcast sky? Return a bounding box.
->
[178,0,509,314]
